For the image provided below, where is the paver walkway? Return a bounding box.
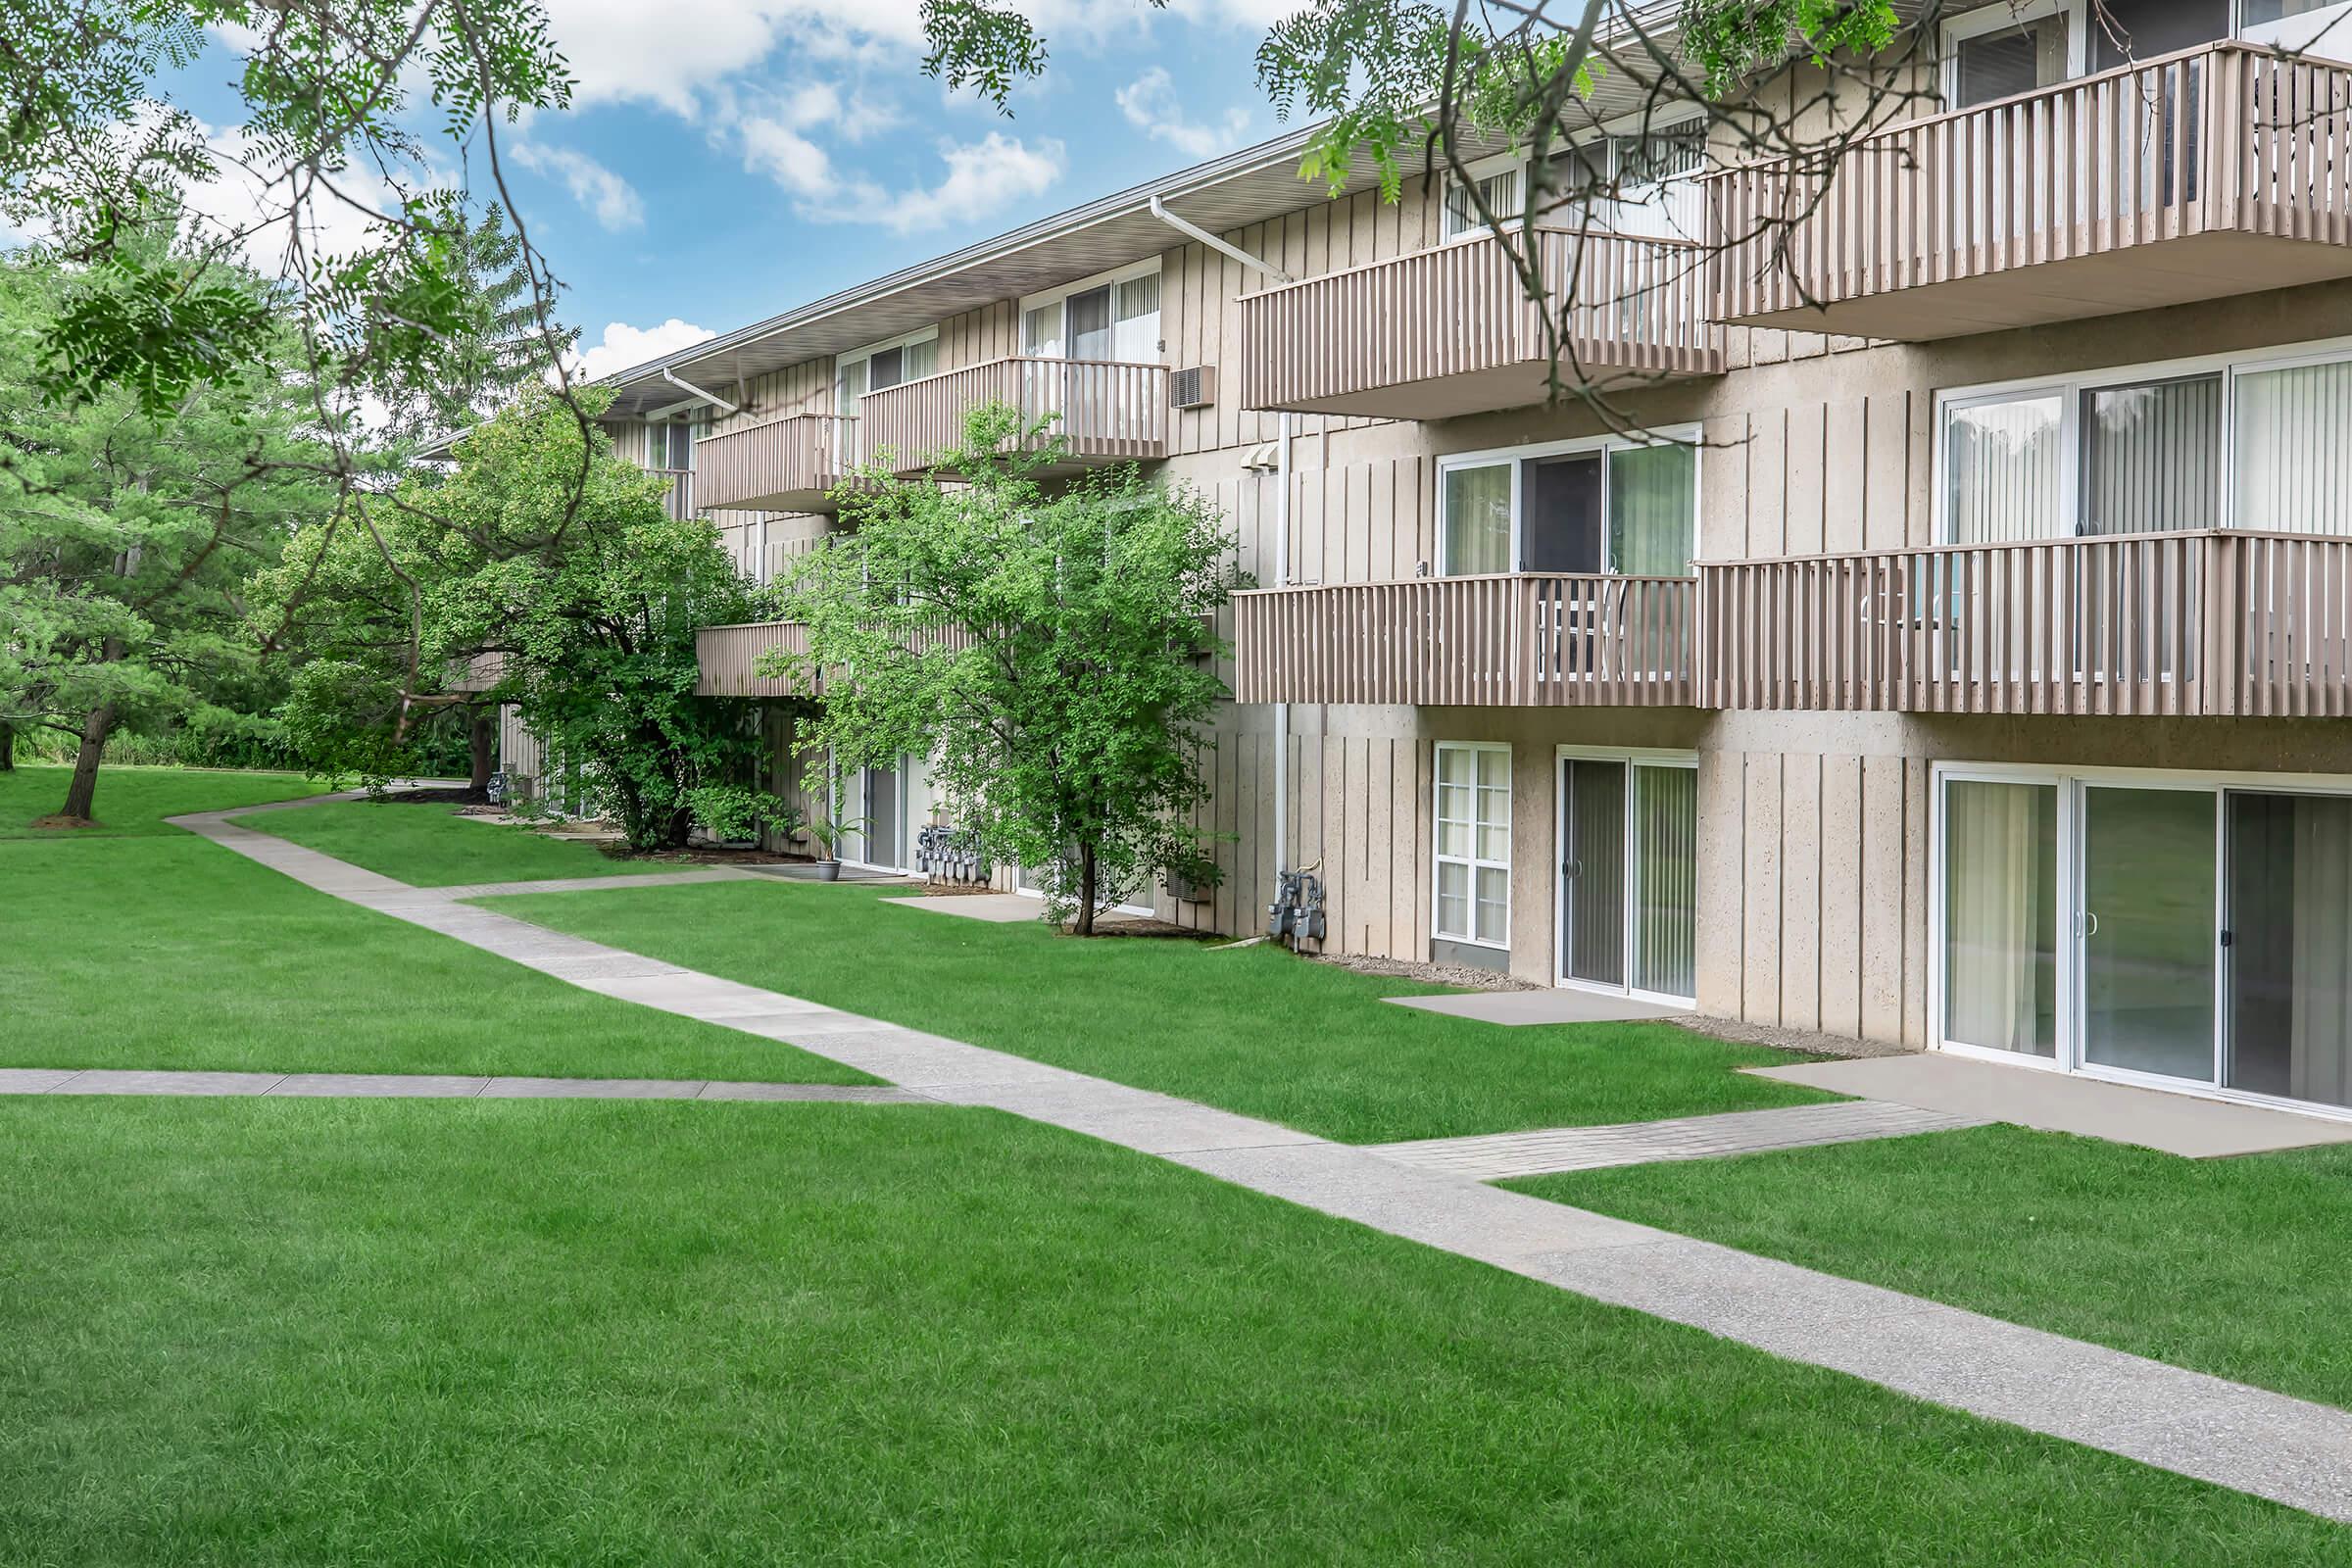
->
[1367,1101,1988,1180]
[140,800,2352,1526]
[0,1066,917,1102]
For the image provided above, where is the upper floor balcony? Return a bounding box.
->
[1710,43,2352,340]
[693,415,858,514]
[860,356,1169,475]
[1238,227,1723,419]
[1700,528,2352,716]
[695,620,819,699]
[1232,572,1702,708]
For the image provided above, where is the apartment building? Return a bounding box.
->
[585,0,2352,1121]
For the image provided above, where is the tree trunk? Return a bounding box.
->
[1075,840,1098,937]
[0,722,14,771]
[466,710,495,799]
[60,704,114,821]
[665,805,696,850]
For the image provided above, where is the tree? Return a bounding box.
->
[0,230,328,824]
[766,403,1242,934]
[254,385,787,848]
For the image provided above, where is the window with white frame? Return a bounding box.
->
[1436,431,1698,577]
[650,418,696,472]
[1021,261,1162,363]
[1940,0,2083,110]
[836,327,940,419]
[1443,118,1705,242]
[1435,742,1511,947]
[1939,340,2352,543]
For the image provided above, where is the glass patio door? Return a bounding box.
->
[2079,784,2218,1084]
[1557,756,1697,1001]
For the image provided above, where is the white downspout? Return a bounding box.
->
[661,365,741,418]
[1146,193,1299,886]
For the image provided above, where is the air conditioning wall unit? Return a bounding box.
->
[1169,366,1216,410]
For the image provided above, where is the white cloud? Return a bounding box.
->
[875,133,1065,233]
[512,142,645,230]
[1115,67,1252,160]
[539,0,927,115]
[572,318,717,381]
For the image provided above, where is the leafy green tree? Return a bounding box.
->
[0,233,327,823]
[766,404,1241,934]
[255,386,785,848]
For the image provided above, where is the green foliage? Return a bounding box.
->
[0,1,575,415]
[1679,0,1900,96]
[0,233,329,818]
[254,386,786,850]
[687,782,800,845]
[918,0,1054,112]
[767,402,1243,931]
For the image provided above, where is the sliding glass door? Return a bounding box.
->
[1557,753,1696,1002]
[1936,768,2352,1114]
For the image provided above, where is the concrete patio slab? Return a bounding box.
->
[881,893,1045,922]
[1382,989,1692,1025]
[1368,1100,1988,1180]
[1748,1053,2352,1158]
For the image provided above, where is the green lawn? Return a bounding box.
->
[248,796,675,886]
[4,1096,2344,1566]
[0,762,321,837]
[488,880,1833,1144]
[1,833,871,1085]
[1516,1124,2352,1411]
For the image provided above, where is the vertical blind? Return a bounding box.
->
[2235,359,2352,536]
[1443,463,1513,574]
[2080,375,2222,535]
[1945,394,2066,542]
[1633,764,1698,1000]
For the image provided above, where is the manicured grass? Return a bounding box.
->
[249,796,676,887]
[2,833,872,1085]
[488,880,1833,1143]
[0,762,321,838]
[1514,1124,2352,1410]
[4,1097,2345,1565]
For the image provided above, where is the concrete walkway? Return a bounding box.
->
[145,800,2352,1525]
[1752,1053,2352,1158]
[1367,1101,1988,1180]
[0,1066,918,1102]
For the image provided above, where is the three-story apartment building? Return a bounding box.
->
[576,0,2352,1121]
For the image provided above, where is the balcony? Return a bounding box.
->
[696,621,819,699]
[858,357,1168,474]
[1239,228,1723,418]
[1710,43,2352,339]
[1232,573,1701,707]
[1700,529,2352,716]
[693,414,858,514]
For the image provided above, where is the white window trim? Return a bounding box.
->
[1553,746,1699,1005]
[1018,258,1164,363]
[1434,425,1702,577]
[1442,109,1709,242]
[1928,757,2352,1125]
[1433,740,1512,951]
[1933,334,2352,543]
[1938,0,2087,104]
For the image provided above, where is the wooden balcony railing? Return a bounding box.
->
[696,618,984,699]
[694,414,858,513]
[1710,43,2352,337]
[696,621,818,699]
[1700,529,2352,716]
[649,466,694,521]
[859,357,1168,473]
[1233,573,1700,707]
[1240,227,1723,416]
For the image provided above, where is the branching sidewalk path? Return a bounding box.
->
[1367,1101,1989,1180]
[147,800,2352,1527]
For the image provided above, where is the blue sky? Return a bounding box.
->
[181,2,1291,380]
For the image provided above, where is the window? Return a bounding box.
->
[1442,156,1523,239]
[1447,121,1706,242]
[1939,341,2352,541]
[1437,433,1698,576]
[1435,743,1511,947]
[652,420,695,472]
[1941,0,2082,110]
[1021,262,1162,363]
[837,328,940,419]
[1559,751,1698,1001]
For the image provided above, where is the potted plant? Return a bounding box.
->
[803,809,867,881]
